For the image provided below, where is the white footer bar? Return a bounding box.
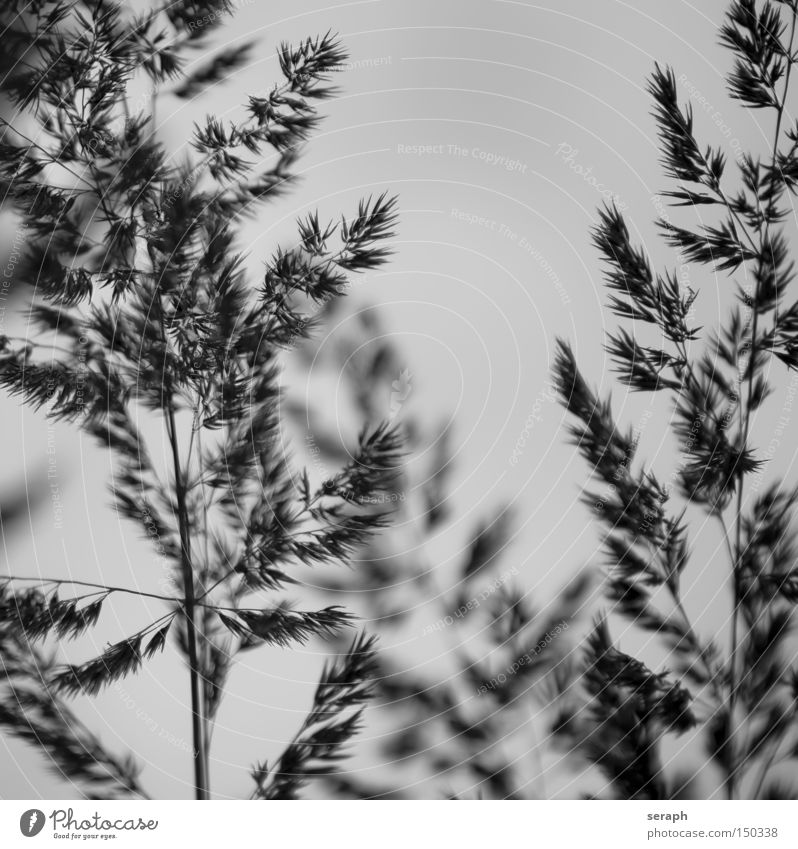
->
[2,800,795,848]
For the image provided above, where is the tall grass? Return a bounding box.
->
[0,0,398,800]
[555,0,798,800]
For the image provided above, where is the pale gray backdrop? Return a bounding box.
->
[1,0,793,799]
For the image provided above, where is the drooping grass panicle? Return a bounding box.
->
[0,0,397,800]
[251,632,378,799]
[554,0,798,800]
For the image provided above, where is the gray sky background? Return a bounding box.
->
[3,0,797,799]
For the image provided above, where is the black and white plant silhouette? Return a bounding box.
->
[555,0,798,800]
[0,0,398,800]
[3,0,798,806]
[289,305,590,799]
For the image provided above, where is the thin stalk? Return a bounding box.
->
[0,120,96,189]
[670,592,721,698]
[726,6,798,800]
[1,574,254,616]
[194,387,213,789]
[149,225,209,800]
[1,575,178,604]
[166,402,209,800]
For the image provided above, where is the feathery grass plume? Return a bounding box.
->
[286,306,591,798]
[555,0,798,799]
[251,632,378,799]
[0,628,146,799]
[580,619,695,800]
[0,492,140,800]
[0,0,398,800]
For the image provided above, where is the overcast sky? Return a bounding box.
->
[3,0,797,799]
